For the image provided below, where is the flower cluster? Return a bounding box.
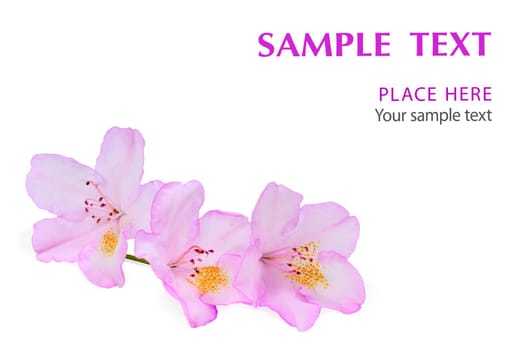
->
[26,127,365,330]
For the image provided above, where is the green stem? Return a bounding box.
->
[126,254,150,265]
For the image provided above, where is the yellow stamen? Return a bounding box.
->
[100,229,119,256]
[285,241,329,289]
[188,266,228,295]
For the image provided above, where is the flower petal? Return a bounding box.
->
[200,254,251,306]
[95,127,145,209]
[123,180,164,239]
[259,264,321,331]
[298,251,365,314]
[196,210,251,264]
[134,230,173,285]
[235,240,265,305]
[78,227,127,288]
[288,202,360,258]
[252,182,303,252]
[150,181,203,260]
[163,279,218,327]
[26,154,102,221]
[32,217,102,262]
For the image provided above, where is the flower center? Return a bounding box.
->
[187,266,228,295]
[263,241,329,290]
[83,180,122,224]
[100,228,119,256]
[167,245,228,295]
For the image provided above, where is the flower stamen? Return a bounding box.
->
[167,245,226,294]
[168,245,214,269]
[83,180,122,224]
[264,241,328,290]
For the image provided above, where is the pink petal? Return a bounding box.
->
[78,228,127,288]
[288,202,360,258]
[235,240,265,305]
[163,279,218,327]
[123,180,164,239]
[134,230,173,285]
[94,127,144,209]
[32,217,102,262]
[298,251,365,314]
[26,154,102,221]
[150,181,203,260]
[200,254,251,306]
[259,264,321,331]
[252,182,303,252]
[196,210,251,264]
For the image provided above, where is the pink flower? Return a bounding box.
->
[242,182,365,331]
[26,127,162,288]
[135,181,252,327]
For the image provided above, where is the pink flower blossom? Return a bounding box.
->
[135,181,252,327]
[241,182,365,330]
[26,127,162,288]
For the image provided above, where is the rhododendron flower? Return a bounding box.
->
[135,181,251,327]
[242,182,365,331]
[26,127,162,288]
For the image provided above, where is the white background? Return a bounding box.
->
[1,1,522,349]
